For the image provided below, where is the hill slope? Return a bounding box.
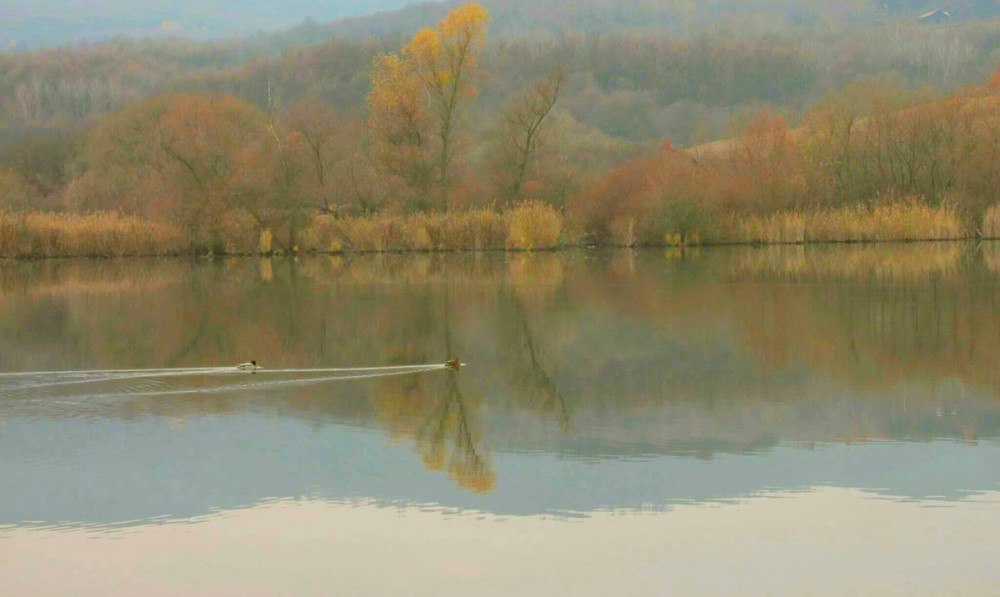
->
[2,1,413,49]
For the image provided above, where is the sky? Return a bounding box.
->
[1,0,419,48]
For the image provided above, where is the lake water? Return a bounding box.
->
[1,244,998,595]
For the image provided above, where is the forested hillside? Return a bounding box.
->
[288,0,999,41]
[3,26,996,148]
[3,1,413,49]
[8,0,999,50]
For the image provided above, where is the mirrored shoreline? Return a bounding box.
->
[1,243,998,528]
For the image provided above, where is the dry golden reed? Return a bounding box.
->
[505,201,562,250]
[721,200,967,244]
[420,210,507,250]
[0,199,969,258]
[0,211,184,257]
[303,204,559,253]
[983,204,1000,239]
[806,200,967,242]
[722,212,806,244]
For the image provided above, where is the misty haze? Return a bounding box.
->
[1,1,998,595]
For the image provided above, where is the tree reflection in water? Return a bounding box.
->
[374,290,496,492]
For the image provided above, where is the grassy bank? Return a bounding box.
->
[717,200,970,245]
[302,201,562,253]
[0,203,564,258]
[0,200,992,258]
[0,211,185,257]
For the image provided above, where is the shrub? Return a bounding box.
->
[654,199,714,245]
[505,201,562,250]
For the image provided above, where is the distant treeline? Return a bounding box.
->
[2,8,997,139]
[258,0,1000,45]
[10,1,999,52]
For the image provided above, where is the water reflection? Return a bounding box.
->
[0,244,998,528]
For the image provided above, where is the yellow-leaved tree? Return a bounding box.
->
[367,53,435,207]
[368,3,489,209]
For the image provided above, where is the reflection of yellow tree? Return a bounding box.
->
[416,372,495,493]
[375,369,495,493]
[370,290,496,493]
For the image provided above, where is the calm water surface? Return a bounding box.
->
[1,244,998,595]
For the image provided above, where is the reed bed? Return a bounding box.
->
[0,211,185,257]
[0,199,973,258]
[423,209,508,250]
[982,204,1000,239]
[303,202,561,253]
[304,210,508,252]
[722,212,806,244]
[721,200,968,244]
[806,200,967,242]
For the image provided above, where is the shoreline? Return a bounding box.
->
[2,199,993,259]
[1,235,995,261]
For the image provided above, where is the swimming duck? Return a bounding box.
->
[444,358,462,370]
[236,360,259,371]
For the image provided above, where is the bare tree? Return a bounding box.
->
[493,69,564,203]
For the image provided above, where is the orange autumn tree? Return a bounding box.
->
[284,100,373,215]
[570,142,718,246]
[731,108,805,212]
[81,94,266,250]
[368,3,490,209]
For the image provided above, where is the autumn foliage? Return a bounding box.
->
[77,94,265,250]
[1,6,999,255]
[368,3,490,209]
[571,77,1000,245]
[302,203,561,253]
